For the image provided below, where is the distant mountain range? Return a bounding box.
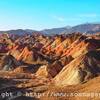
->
[41,26,71,35]
[41,23,100,35]
[0,23,100,35]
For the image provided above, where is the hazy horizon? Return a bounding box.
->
[0,22,100,31]
[0,0,100,30]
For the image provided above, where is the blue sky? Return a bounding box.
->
[0,0,100,30]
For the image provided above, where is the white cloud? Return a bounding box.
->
[51,15,82,22]
[78,13,99,18]
[67,18,82,21]
[51,13,99,23]
[51,15,65,22]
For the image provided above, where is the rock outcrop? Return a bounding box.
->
[0,32,100,100]
[54,50,100,86]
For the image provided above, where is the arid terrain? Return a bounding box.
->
[0,32,100,100]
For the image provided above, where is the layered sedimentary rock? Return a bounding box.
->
[54,50,100,86]
[36,61,62,78]
[0,32,100,100]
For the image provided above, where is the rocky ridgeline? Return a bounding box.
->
[0,32,100,100]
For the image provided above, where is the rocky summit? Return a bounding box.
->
[0,32,100,100]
